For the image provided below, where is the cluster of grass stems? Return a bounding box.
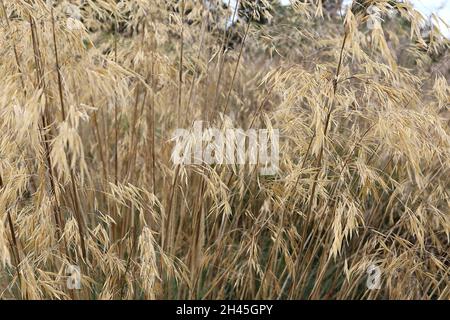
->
[0,0,449,299]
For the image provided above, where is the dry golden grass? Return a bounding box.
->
[0,0,448,299]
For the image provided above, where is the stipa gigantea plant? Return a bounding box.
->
[0,0,448,299]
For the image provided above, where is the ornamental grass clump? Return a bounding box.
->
[0,0,448,299]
